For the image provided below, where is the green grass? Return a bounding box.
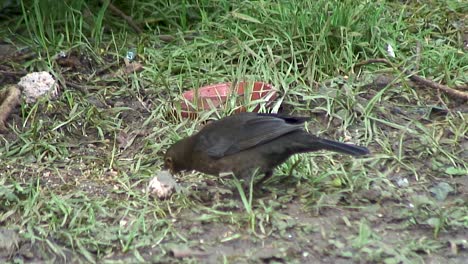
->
[1,0,467,263]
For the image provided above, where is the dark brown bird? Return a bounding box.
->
[164,112,369,184]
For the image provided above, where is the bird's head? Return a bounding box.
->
[164,138,192,174]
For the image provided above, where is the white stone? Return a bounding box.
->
[17,71,58,103]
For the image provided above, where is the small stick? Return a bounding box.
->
[408,74,468,100]
[0,85,21,132]
[355,58,468,100]
[100,0,142,34]
[0,70,28,76]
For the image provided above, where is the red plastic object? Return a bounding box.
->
[179,81,277,118]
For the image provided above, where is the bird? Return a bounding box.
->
[164,112,369,185]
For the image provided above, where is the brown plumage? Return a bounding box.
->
[164,112,369,183]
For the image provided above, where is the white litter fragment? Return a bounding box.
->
[17,71,59,103]
[396,177,409,187]
[387,44,396,58]
[148,170,178,199]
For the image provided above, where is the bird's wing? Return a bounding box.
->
[199,114,305,158]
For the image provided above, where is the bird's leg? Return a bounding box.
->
[254,170,273,186]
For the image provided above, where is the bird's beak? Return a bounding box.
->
[163,163,172,173]
[163,160,175,175]
[163,155,172,170]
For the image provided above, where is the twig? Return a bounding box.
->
[95,61,120,76]
[65,81,94,93]
[354,58,393,68]
[0,69,28,76]
[455,85,468,91]
[100,0,142,34]
[355,58,468,100]
[408,74,468,100]
[0,85,21,132]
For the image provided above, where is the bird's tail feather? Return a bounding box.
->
[315,138,370,156]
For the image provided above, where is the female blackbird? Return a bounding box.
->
[164,112,369,183]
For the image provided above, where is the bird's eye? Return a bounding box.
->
[164,157,174,172]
